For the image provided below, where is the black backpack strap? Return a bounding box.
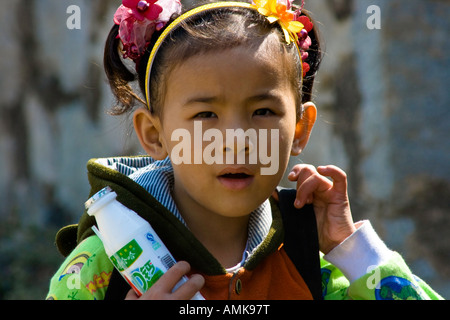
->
[278,188,323,300]
[104,269,130,300]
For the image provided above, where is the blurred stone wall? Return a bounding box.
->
[0,0,448,299]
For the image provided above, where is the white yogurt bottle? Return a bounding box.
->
[85,186,204,299]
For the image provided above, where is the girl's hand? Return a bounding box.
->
[288,164,356,254]
[125,261,205,300]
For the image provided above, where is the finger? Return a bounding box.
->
[287,166,300,181]
[317,165,348,194]
[170,274,205,300]
[125,289,139,300]
[292,165,317,193]
[292,165,319,207]
[288,164,315,181]
[295,172,333,208]
[158,261,192,291]
[141,261,191,298]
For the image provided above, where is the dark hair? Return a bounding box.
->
[104,1,322,118]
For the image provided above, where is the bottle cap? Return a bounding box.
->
[85,186,117,214]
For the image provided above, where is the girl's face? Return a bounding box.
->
[147,44,312,220]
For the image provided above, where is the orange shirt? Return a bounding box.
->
[192,246,313,300]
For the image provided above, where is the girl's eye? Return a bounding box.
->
[253,108,275,116]
[194,111,217,119]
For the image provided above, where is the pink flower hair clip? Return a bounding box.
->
[114,0,182,62]
[295,12,314,76]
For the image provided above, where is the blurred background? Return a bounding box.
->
[0,0,448,299]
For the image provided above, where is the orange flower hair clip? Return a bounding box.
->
[252,0,314,76]
[252,0,303,44]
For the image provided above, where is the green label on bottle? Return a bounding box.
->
[130,260,164,293]
[110,239,143,271]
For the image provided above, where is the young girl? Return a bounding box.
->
[47,0,442,300]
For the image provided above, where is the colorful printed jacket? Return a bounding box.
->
[46,157,443,300]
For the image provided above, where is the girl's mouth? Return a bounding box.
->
[221,173,251,179]
[217,169,255,190]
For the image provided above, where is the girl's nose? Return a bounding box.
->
[222,128,256,164]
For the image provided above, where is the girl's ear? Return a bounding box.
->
[133,108,168,160]
[291,102,317,156]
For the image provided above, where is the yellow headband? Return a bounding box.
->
[144,1,304,111]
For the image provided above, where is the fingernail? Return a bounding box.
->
[191,274,205,285]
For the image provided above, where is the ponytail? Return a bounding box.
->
[103,25,146,115]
